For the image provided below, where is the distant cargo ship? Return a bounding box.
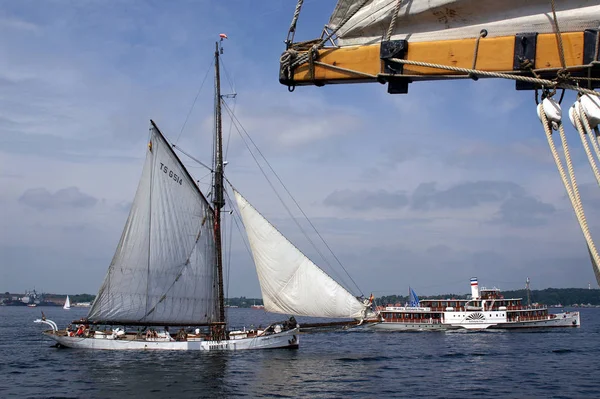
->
[1,290,60,307]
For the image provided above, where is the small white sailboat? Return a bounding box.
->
[63,296,70,310]
[34,39,373,351]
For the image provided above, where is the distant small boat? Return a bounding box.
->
[27,303,37,308]
[63,296,71,310]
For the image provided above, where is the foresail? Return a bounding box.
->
[88,122,218,325]
[234,190,366,319]
[329,0,600,46]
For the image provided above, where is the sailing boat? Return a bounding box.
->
[34,39,372,350]
[63,296,70,310]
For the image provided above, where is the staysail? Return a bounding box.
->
[234,190,367,319]
[329,0,600,46]
[87,122,218,325]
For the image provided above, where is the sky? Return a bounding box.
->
[1,0,599,298]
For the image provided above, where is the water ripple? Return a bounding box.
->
[1,307,598,398]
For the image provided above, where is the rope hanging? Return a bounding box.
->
[385,0,403,42]
[538,97,600,285]
[285,0,304,49]
[571,98,600,187]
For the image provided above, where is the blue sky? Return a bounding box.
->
[1,0,599,298]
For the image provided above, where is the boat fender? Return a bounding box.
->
[537,97,562,125]
[580,94,600,128]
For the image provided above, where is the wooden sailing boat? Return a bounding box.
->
[34,39,372,350]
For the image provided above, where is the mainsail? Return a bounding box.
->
[87,122,218,325]
[329,0,600,46]
[234,190,367,319]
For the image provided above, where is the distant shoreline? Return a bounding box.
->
[3,288,600,307]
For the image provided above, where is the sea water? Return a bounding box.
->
[1,306,598,398]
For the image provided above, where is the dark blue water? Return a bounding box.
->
[1,306,598,398]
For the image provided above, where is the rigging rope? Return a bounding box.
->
[176,58,214,145]
[538,97,600,285]
[572,101,600,187]
[550,0,567,71]
[469,29,488,80]
[385,58,600,97]
[286,0,304,48]
[385,0,403,42]
[281,0,370,82]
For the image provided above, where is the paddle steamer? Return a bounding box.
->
[373,278,580,331]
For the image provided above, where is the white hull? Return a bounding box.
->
[369,322,447,331]
[490,312,580,329]
[42,328,299,351]
[369,311,580,331]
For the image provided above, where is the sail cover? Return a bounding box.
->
[234,190,366,319]
[329,0,600,46]
[88,122,218,325]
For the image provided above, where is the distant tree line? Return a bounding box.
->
[376,288,600,306]
[30,295,264,308]
[225,297,263,308]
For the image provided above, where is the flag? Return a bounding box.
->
[219,33,228,39]
[409,287,420,307]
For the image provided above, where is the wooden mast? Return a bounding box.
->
[280,31,599,92]
[213,41,226,325]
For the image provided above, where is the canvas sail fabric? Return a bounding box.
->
[234,190,366,319]
[329,0,600,46]
[88,124,218,325]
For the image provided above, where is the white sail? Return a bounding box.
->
[87,123,218,325]
[63,296,70,310]
[329,0,600,46]
[234,190,366,319]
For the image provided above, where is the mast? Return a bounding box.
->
[526,277,531,307]
[213,40,226,324]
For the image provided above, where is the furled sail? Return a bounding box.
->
[234,190,367,319]
[329,0,600,46]
[88,122,218,325]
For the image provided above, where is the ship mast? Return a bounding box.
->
[526,277,531,307]
[213,40,226,324]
